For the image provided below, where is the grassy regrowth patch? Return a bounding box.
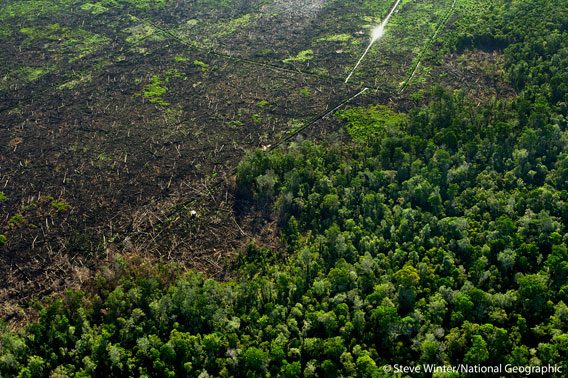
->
[120,0,167,11]
[80,0,167,13]
[298,87,311,97]
[51,200,71,212]
[283,49,314,64]
[57,73,93,90]
[142,75,169,105]
[210,13,253,39]
[336,104,405,142]
[0,65,57,90]
[19,23,110,60]
[19,23,66,40]
[139,69,184,106]
[124,22,160,44]
[317,33,352,43]
[193,60,209,71]
[181,12,256,50]
[1,0,80,22]
[80,2,110,15]
[7,214,25,229]
[174,55,189,62]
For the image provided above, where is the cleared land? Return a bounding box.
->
[0,0,508,318]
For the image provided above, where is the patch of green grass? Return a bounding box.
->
[298,87,311,97]
[119,0,166,11]
[96,152,111,161]
[138,69,184,106]
[226,120,244,129]
[1,0,78,22]
[165,107,183,123]
[317,33,352,43]
[16,65,56,83]
[287,118,304,134]
[51,200,71,212]
[193,60,209,71]
[23,203,37,210]
[67,32,110,60]
[124,23,160,44]
[165,69,183,79]
[82,0,167,12]
[185,12,254,49]
[175,55,189,62]
[336,104,405,142]
[20,23,64,40]
[19,23,110,60]
[311,67,329,77]
[255,100,269,108]
[254,48,277,58]
[58,73,92,90]
[283,49,314,64]
[0,192,6,201]
[210,13,252,39]
[8,214,25,228]
[0,235,5,245]
[80,2,109,14]
[142,75,169,106]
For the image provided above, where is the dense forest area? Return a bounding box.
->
[1,0,567,376]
